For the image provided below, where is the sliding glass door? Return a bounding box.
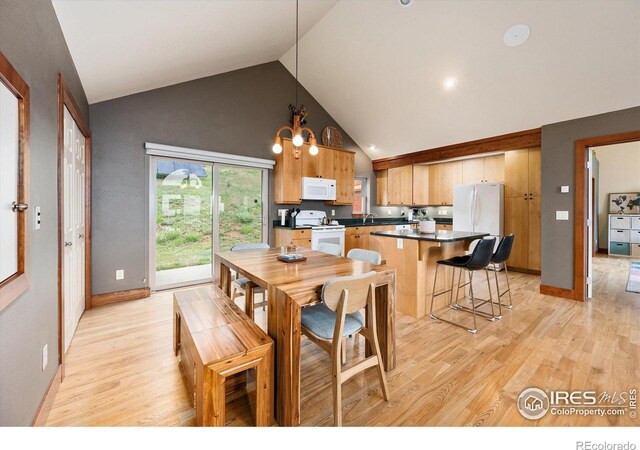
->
[149,157,267,291]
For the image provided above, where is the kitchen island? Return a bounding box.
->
[370,229,489,318]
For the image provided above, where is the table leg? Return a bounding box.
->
[369,281,396,371]
[245,282,255,320]
[270,287,301,426]
[219,262,231,297]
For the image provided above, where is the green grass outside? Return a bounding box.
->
[155,165,263,272]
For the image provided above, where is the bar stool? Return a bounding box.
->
[490,234,515,309]
[429,237,496,334]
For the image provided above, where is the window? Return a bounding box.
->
[0,51,30,310]
[353,178,369,215]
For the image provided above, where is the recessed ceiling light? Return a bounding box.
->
[398,0,413,7]
[369,145,376,151]
[503,24,530,47]
[443,77,458,89]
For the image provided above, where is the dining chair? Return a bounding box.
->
[230,242,270,318]
[300,271,389,426]
[316,242,342,256]
[346,248,382,265]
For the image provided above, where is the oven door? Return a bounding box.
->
[311,229,345,256]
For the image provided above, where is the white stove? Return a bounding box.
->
[294,210,345,255]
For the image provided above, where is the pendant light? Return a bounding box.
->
[272,0,318,158]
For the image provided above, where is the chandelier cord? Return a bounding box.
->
[295,0,298,108]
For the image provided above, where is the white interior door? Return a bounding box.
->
[63,106,86,352]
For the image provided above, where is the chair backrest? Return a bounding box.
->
[492,234,514,264]
[316,242,342,256]
[231,242,270,251]
[321,272,377,314]
[347,248,382,265]
[466,237,496,270]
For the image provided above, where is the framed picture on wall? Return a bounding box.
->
[609,193,640,214]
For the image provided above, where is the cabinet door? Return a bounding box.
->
[528,196,541,271]
[274,140,302,204]
[412,165,429,205]
[504,149,529,198]
[301,145,319,178]
[387,167,403,205]
[504,197,529,269]
[462,158,485,184]
[399,165,413,205]
[484,154,505,183]
[528,147,541,197]
[318,147,335,179]
[291,238,312,249]
[333,150,354,204]
[376,170,388,205]
[345,234,358,254]
[442,161,462,205]
[428,163,444,205]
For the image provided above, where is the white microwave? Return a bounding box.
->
[302,177,336,201]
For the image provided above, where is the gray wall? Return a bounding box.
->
[540,106,640,290]
[0,0,89,426]
[90,61,391,295]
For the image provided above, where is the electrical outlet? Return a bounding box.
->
[116,269,124,280]
[387,209,392,216]
[396,239,404,249]
[33,206,41,230]
[556,211,569,220]
[42,344,48,371]
[439,209,447,216]
[331,210,335,216]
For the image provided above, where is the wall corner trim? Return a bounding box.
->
[540,284,577,301]
[91,287,151,307]
[32,365,62,426]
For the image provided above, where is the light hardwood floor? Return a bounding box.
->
[45,256,639,426]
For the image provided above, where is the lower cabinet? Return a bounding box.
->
[345,234,369,254]
[274,228,312,248]
[436,223,452,231]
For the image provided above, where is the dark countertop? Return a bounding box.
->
[273,217,452,229]
[370,229,489,242]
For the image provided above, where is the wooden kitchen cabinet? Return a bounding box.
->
[302,146,334,179]
[345,234,369,254]
[462,155,504,184]
[376,170,388,206]
[428,161,462,205]
[330,150,355,205]
[504,147,541,272]
[387,165,413,205]
[274,139,302,204]
[412,165,429,206]
[274,228,312,247]
[436,223,452,231]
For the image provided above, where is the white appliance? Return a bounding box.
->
[295,210,345,256]
[453,183,504,237]
[302,177,336,201]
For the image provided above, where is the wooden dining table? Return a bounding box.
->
[215,246,396,426]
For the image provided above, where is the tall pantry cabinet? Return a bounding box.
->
[504,148,541,272]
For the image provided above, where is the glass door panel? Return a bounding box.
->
[153,158,213,289]
[217,165,266,252]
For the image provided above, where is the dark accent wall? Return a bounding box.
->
[90,61,393,296]
[0,0,89,426]
[540,106,640,290]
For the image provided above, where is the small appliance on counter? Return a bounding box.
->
[295,210,346,256]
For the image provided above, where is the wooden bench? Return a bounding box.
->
[173,285,273,426]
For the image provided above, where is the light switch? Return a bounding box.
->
[556,211,569,220]
[560,186,570,193]
[116,269,125,280]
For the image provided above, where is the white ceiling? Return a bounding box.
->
[51,0,338,103]
[53,0,640,158]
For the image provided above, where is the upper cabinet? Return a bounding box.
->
[462,154,504,184]
[302,146,335,179]
[429,161,462,205]
[412,165,429,206]
[274,139,302,204]
[387,166,413,206]
[330,149,355,205]
[376,170,388,206]
[504,148,539,198]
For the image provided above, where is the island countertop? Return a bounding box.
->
[371,229,489,242]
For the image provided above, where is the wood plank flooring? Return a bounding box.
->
[45,255,639,426]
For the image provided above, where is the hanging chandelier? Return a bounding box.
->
[272,0,318,159]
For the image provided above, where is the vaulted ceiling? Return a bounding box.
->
[53,0,640,159]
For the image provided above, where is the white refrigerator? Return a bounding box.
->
[453,183,504,237]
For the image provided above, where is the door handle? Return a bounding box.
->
[64,241,73,247]
[12,202,29,212]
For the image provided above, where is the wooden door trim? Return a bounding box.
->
[573,130,640,301]
[57,74,91,379]
[0,51,30,311]
[372,128,541,171]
